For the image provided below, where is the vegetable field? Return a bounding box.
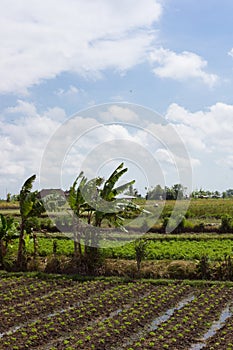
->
[0,276,233,349]
[7,235,233,261]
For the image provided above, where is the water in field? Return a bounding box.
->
[190,302,233,350]
[149,294,195,331]
[114,294,195,349]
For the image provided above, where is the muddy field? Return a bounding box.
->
[0,276,233,349]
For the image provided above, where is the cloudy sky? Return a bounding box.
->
[0,0,233,197]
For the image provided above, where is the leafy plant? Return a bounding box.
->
[17,175,44,269]
[134,238,148,272]
[0,214,17,267]
[220,215,233,232]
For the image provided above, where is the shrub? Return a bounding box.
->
[134,239,148,272]
[220,215,233,233]
[196,255,211,279]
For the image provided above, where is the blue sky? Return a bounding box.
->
[0,0,232,197]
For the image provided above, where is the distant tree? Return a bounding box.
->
[11,194,20,201]
[172,184,186,200]
[165,186,175,200]
[6,193,11,202]
[191,188,209,198]
[226,189,233,198]
[146,184,165,200]
[211,190,221,198]
[125,184,141,197]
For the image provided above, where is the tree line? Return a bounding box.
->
[146,185,233,200]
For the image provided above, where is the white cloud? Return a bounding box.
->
[217,155,233,169]
[155,148,175,165]
[55,85,80,97]
[6,100,38,117]
[99,105,139,122]
[0,0,162,94]
[150,48,218,87]
[165,102,233,167]
[0,101,62,194]
[228,48,233,58]
[1,99,232,196]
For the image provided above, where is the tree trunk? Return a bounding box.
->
[73,217,82,259]
[0,239,5,267]
[17,221,26,270]
[74,236,82,258]
[33,233,37,261]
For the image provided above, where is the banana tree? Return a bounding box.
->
[70,163,143,273]
[0,214,17,267]
[82,163,139,270]
[17,175,44,269]
[93,162,136,229]
[69,172,104,258]
[68,171,88,258]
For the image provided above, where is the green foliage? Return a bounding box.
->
[93,162,136,228]
[104,238,233,261]
[134,239,148,271]
[20,175,36,219]
[220,215,233,232]
[68,171,87,216]
[0,214,17,241]
[0,214,17,266]
[20,175,44,220]
[196,256,211,279]
[17,175,45,269]
[162,214,186,233]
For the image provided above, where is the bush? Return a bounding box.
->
[134,239,148,272]
[196,256,211,279]
[220,215,233,232]
[44,257,61,273]
[162,214,186,233]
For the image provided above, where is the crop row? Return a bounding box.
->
[127,285,233,349]
[0,282,155,349]
[107,239,233,261]
[0,280,112,332]
[0,276,26,292]
[7,235,233,261]
[48,284,194,349]
[203,312,233,349]
[0,277,76,307]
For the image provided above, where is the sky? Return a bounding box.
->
[0,0,233,198]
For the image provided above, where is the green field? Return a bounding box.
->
[6,234,233,262]
[1,198,233,280]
